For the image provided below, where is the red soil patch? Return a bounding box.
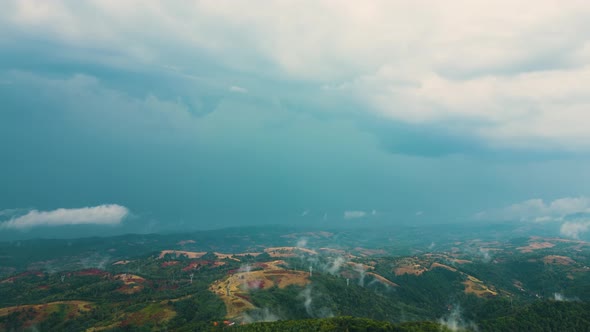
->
[182,261,201,271]
[1,270,44,283]
[246,280,265,289]
[114,274,146,294]
[235,293,251,301]
[161,261,180,267]
[76,268,109,277]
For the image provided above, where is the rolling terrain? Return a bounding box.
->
[1,225,590,331]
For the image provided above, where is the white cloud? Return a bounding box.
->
[229,85,248,93]
[478,197,590,239]
[477,196,590,222]
[3,1,590,149]
[344,210,367,219]
[560,221,590,239]
[0,204,129,230]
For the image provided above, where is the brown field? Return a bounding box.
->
[450,258,472,264]
[463,275,497,298]
[264,247,317,257]
[354,247,387,257]
[0,300,93,329]
[532,237,589,244]
[210,260,309,319]
[543,255,575,265]
[430,262,458,272]
[177,239,196,246]
[394,265,427,276]
[517,242,555,253]
[319,248,358,259]
[0,300,93,317]
[366,272,399,287]
[112,260,131,265]
[347,262,375,271]
[394,259,462,276]
[158,250,207,259]
[214,253,241,261]
[115,274,145,284]
[394,259,428,276]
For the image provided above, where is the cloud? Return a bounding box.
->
[242,307,280,323]
[478,197,590,239]
[0,204,129,230]
[560,221,590,239]
[554,292,579,302]
[438,306,478,332]
[299,286,314,317]
[476,196,590,222]
[3,1,590,151]
[326,256,345,275]
[343,210,367,219]
[229,85,247,93]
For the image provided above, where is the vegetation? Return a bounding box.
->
[1,226,589,331]
[228,317,453,332]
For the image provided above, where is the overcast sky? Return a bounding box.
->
[1,1,590,239]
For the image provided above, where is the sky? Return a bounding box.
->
[1,1,590,239]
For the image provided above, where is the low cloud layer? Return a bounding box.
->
[0,204,129,230]
[476,196,590,222]
[477,196,590,239]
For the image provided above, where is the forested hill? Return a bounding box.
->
[2,227,590,331]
